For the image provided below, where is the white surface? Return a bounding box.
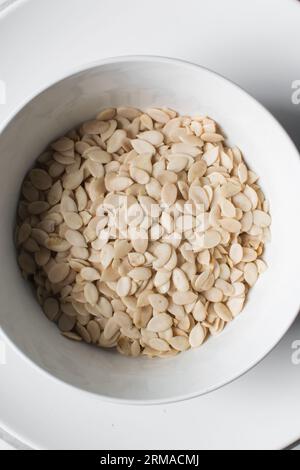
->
[1,56,299,405]
[0,440,13,450]
[0,0,300,450]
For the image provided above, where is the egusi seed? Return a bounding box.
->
[16,106,270,358]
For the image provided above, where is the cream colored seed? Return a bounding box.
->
[116,277,132,297]
[219,218,241,233]
[172,268,189,292]
[84,282,99,305]
[81,267,101,281]
[146,108,170,124]
[214,303,233,322]
[131,139,156,156]
[103,318,119,340]
[204,287,223,303]
[107,129,126,153]
[48,263,70,284]
[138,130,163,146]
[148,337,170,352]
[96,107,116,121]
[63,212,83,230]
[169,336,190,351]
[65,229,87,247]
[244,262,258,286]
[128,267,152,281]
[161,183,177,206]
[253,210,271,227]
[189,323,205,348]
[148,293,168,312]
[229,243,243,265]
[147,313,173,332]
[173,291,197,306]
[63,170,83,190]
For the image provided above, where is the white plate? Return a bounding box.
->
[0,0,300,449]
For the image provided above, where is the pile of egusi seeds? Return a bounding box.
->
[16,106,271,357]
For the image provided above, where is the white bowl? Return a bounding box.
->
[0,56,299,405]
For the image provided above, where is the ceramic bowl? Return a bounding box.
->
[0,56,299,404]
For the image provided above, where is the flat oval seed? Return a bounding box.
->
[172,291,198,305]
[238,162,248,183]
[103,318,119,340]
[81,267,101,281]
[220,181,241,198]
[34,247,51,266]
[116,277,132,297]
[113,311,132,329]
[128,267,152,281]
[193,300,207,322]
[253,210,271,227]
[169,336,190,351]
[147,313,173,332]
[220,198,236,218]
[167,156,187,173]
[87,320,101,343]
[130,167,150,185]
[108,175,133,191]
[244,262,258,286]
[161,183,177,206]
[97,107,116,121]
[131,139,156,156]
[63,212,83,230]
[189,323,205,348]
[29,169,52,190]
[43,297,59,321]
[84,282,99,305]
[146,108,170,124]
[138,130,163,146]
[51,137,74,152]
[214,302,233,322]
[148,338,170,352]
[17,223,31,245]
[48,263,70,283]
[58,314,76,332]
[107,130,126,153]
[203,230,221,249]
[87,148,111,163]
[63,170,83,190]
[204,287,223,302]
[219,218,241,233]
[232,193,252,212]
[28,201,50,215]
[47,181,63,206]
[229,243,243,265]
[98,297,113,318]
[172,268,189,292]
[148,294,168,312]
[65,229,87,247]
[227,297,245,317]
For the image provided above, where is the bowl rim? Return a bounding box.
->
[0,54,299,406]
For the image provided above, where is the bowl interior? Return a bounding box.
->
[0,57,299,403]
